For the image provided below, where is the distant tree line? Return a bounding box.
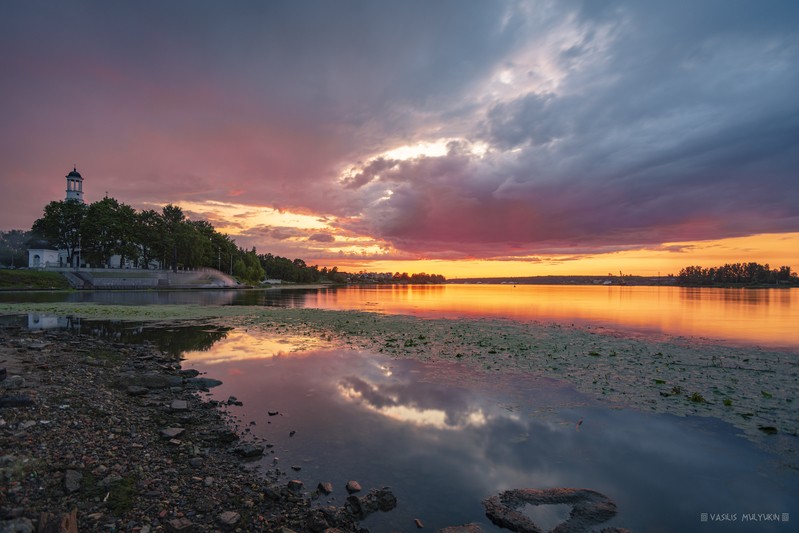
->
[677,262,798,286]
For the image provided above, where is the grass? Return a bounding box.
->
[0,270,71,290]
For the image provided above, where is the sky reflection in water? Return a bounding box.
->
[183,331,798,532]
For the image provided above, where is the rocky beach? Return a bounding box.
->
[0,324,400,533]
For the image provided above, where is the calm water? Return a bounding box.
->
[183,330,798,532]
[2,284,798,348]
[6,293,798,531]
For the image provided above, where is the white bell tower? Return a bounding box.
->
[65,166,84,203]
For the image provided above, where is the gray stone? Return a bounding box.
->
[317,482,333,495]
[119,372,182,389]
[438,525,485,533]
[287,479,304,493]
[345,480,361,494]
[188,457,203,468]
[160,427,186,439]
[64,469,82,494]
[234,444,264,458]
[216,511,240,528]
[0,517,35,533]
[184,377,223,389]
[165,517,195,532]
[126,386,149,396]
[2,376,24,390]
[170,400,189,411]
[179,369,200,378]
[345,487,397,520]
[0,396,34,408]
[482,487,617,533]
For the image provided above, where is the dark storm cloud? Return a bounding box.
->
[1,1,797,259]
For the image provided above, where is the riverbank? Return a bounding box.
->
[0,324,401,532]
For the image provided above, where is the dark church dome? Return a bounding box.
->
[67,166,82,179]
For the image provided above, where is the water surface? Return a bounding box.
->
[2,284,797,348]
[183,329,798,532]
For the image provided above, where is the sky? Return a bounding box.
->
[1,0,798,277]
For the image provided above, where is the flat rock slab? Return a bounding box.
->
[216,511,240,528]
[233,444,264,458]
[160,427,186,439]
[170,400,189,411]
[0,396,34,408]
[166,517,195,532]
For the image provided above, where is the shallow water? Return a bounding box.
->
[3,284,798,348]
[182,329,798,532]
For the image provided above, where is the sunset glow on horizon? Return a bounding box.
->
[2,1,797,278]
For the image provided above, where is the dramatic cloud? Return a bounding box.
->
[1,0,797,266]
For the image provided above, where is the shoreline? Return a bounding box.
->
[0,324,400,532]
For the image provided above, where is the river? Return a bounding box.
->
[3,284,797,348]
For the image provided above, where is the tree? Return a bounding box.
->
[31,200,87,266]
[81,197,137,267]
[134,209,162,269]
[0,230,31,267]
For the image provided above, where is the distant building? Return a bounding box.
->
[65,166,85,203]
[27,167,85,268]
[28,167,162,270]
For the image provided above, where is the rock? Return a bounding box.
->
[188,457,203,468]
[126,386,149,396]
[317,482,334,495]
[438,524,485,533]
[179,369,200,378]
[344,487,397,520]
[233,444,264,458]
[291,465,301,471]
[0,517,35,533]
[345,480,361,494]
[165,517,195,532]
[0,396,34,408]
[160,427,186,439]
[482,487,617,533]
[184,377,223,389]
[414,518,424,528]
[119,372,182,389]
[289,430,296,437]
[216,511,240,529]
[170,400,189,411]
[0,368,6,381]
[287,480,304,493]
[63,469,82,494]
[209,426,239,443]
[268,410,279,416]
[1,376,24,390]
[37,509,78,533]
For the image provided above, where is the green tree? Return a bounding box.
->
[81,197,137,267]
[31,200,87,266]
[0,230,31,267]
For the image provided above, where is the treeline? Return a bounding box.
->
[258,254,348,284]
[28,197,266,282]
[677,263,798,286]
[11,198,446,285]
